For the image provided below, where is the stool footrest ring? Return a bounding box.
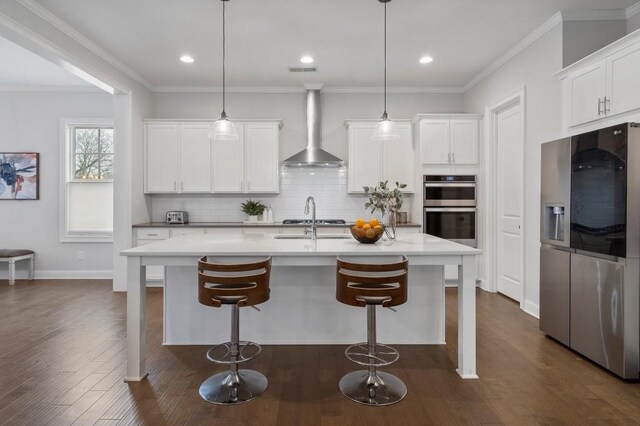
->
[344,342,400,367]
[206,341,262,365]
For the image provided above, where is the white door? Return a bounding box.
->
[145,124,179,193]
[348,124,383,193]
[568,61,606,127]
[606,41,640,117]
[179,124,211,193]
[212,125,245,192]
[420,120,450,165]
[450,120,479,165]
[244,124,280,193]
[382,123,414,192]
[496,104,523,302]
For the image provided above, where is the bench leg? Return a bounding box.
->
[8,259,15,285]
[28,255,34,280]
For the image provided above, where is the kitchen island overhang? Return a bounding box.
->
[121,232,481,381]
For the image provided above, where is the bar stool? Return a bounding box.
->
[336,256,409,406]
[197,256,272,405]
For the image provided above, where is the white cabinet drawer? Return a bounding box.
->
[136,228,170,240]
[170,228,205,238]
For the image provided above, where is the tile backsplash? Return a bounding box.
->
[151,167,414,223]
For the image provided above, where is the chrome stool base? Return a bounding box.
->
[339,370,407,406]
[199,369,268,405]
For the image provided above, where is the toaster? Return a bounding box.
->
[165,211,189,225]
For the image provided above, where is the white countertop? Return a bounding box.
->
[121,232,481,257]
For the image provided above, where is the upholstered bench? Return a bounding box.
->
[0,250,34,285]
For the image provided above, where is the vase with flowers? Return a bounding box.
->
[363,181,407,240]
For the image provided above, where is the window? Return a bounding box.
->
[61,118,114,242]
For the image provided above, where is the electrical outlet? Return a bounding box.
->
[78,250,85,260]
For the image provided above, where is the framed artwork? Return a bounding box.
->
[0,153,39,200]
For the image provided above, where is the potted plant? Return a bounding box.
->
[363,181,407,240]
[241,199,266,223]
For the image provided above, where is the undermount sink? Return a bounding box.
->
[273,234,351,240]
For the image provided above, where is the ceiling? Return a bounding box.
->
[0,36,91,88]
[30,0,640,90]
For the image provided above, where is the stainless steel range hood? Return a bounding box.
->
[283,85,344,167]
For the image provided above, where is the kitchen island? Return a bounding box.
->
[121,232,481,381]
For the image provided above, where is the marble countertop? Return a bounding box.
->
[133,221,422,228]
[121,232,480,257]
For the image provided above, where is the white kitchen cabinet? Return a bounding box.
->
[419,120,450,165]
[567,62,606,127]
[145,124,179,193]
[346,121,414,193]
[145,123,212,193]
[212,125,245,192]
[244,124,280,192]
[212,122,280,193]
[180,124,211,193]
[558,32,640,133]
[606,41,640,117]
[417,116,480,165]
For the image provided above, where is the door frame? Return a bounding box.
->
[483,87,527,309]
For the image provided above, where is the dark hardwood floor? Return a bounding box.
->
[1,279,639,425]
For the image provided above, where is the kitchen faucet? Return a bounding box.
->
[304,196,317,240]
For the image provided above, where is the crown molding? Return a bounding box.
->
[463,12,563,92]
[562,9,627,21]
[0,85,103,92]
[154,85,464,94]
[627,1,640,19]
[16,0,155,91]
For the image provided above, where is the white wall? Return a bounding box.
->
[463,24,564,317]
[0,91,114,279]
[563,20,627,67]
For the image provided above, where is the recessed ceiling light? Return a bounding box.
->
[419,56,434,64]
[180,55,195,63]
[300,56,314,64]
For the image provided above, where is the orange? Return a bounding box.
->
[355,219,365,228]
[369,218,380,227]
[365,228,376,238]
[352,225,359,234]
[363,224,372,230]
[356,228,366,238]
[374,225,383,236]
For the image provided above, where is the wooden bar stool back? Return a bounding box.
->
[336,256,409,406]
[197,256,272,405]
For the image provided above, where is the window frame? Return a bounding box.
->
[60,118,114,243]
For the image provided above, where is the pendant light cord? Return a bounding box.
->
[222,0,226,117]
[383,1,387,117]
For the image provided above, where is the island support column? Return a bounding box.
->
[125,256,148,381]
[457,254,478,379]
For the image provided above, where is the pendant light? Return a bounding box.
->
[371,0,400,141]
[209,0,239,140]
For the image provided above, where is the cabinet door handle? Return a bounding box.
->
[447,152,451,164]
[180,182,184,191]
[452,152,455,164]
[605,96,611,114]
[598,98,604,116]
[173,181,177,191]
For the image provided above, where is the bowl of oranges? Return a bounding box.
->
[350,218,385,244]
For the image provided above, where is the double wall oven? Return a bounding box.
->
[423,175,477,248]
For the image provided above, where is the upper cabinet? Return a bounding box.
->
[346,121,414,193]
[415,115,481,166]
[145,120,281,194]
[558,32,640,133]
[213,122,280,193]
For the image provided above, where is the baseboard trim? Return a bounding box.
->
[0,270,113,280]
[523,300,540,319]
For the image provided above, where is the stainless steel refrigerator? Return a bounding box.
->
[540,123,640,379]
